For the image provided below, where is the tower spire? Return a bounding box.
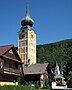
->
[55,62,60,75]
[26,0,29,16]
[21,0,34,27]
[18,0,36,65]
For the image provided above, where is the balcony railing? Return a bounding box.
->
[4,67,21,76]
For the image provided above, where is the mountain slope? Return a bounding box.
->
[36,39,72,87]
[37,39,72,68]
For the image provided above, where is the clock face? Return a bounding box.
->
[31,31,34,34]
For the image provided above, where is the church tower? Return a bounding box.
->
[18,4,36,64]
[54,62,60,75]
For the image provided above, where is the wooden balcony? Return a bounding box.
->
[3,67,22,76]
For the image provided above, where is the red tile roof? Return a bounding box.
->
[0,45,22,63]
[0,45,13,55]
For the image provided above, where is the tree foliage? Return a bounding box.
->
[36,39,72,87]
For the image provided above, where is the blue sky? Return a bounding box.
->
[0,0,72,46]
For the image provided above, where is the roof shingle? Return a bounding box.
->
[23,63,48,75]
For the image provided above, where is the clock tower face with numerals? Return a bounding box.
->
[18,4,36,65]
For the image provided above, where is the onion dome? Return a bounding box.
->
[21,4,34,27]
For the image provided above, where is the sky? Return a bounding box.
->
[0,0,72,46]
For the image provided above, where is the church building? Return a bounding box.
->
[18,4,36,65]
[17,4,51,88]
[0,2,51,87]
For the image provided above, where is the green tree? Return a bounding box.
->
[67,71,72,87]
[36,39,72,87]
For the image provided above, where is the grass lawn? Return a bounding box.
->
[0,85,47,90]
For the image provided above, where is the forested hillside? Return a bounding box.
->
[36,39,72,87]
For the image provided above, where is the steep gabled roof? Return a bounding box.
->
[0,45,22,63]
[0,45,13,55]
[23,63,49,75]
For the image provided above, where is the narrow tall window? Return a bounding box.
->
[22,34,25,38]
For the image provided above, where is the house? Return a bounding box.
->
[0,45,23,85]
[22,63,51,88]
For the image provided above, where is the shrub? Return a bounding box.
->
[35,81,39,89]
[42,79,51,90]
